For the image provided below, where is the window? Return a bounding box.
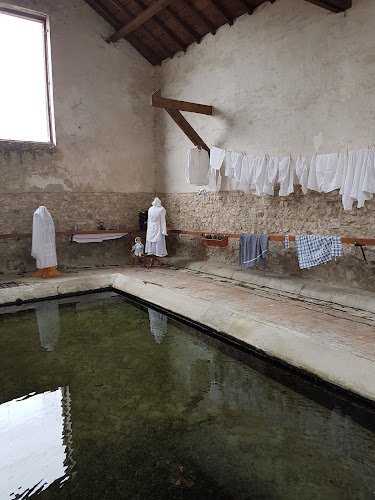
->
[0,5,55,144]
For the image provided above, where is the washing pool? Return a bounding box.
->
[0,291,375,499]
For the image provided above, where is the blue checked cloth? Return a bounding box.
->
[295,235,343,269]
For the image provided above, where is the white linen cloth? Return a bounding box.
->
[307,153,343,193]
[225,151,243,182]
[252,156,268,196]
[185,147,209,186]
[295,156,309,194]
[208,168,222,192]
[210,146,225,170]
[339,149,375,210]
[72,232,128,243]
[145,197,168,257]
[278,157,294,196]
[31,206,58,269]
[238,155,254,194]
[264,157,279,196]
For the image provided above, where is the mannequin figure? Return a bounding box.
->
[145,197,167,268]
[31,206,62,278]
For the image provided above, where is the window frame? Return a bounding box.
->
[0,3,56,148]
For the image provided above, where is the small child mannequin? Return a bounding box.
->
[132,237,144,257]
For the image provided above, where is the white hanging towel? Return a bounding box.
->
[31,206,58,269]
[210,146,225,170]
[350,148,374,209]
[185,147,209,186]
[252,156,268,196]
[238,155,254,194]
[225,151,243,182]
[307,152,343,193]
[295,156,309,195]
[361,147,375,202]
[278,157,294,196]
[145,197,168,257]
[264,157,279,196]
[208,168,222,192]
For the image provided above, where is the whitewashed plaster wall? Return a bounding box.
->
[155,0,375,193]
[0,0,156,194]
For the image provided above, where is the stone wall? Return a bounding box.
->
[161,191,375,291]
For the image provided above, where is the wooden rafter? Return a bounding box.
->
[108,0,174,43]
[86,0,161,64]
[237,0,254,15]
[151,89,211,152]
[132,0,187,53]
[305,0,352,12]
[206,0,233,26]
[180,0,216,36]
[164,5,201,44]
[107,0,173,59]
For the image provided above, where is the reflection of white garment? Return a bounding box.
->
[278,158,294,196]
[145,198,167,257]
[185,147,209,186]
[35,301,60,352]
[308,153,343,193]
[31,206,58,269]
[209,147,225,170]
[148,308,168,344]
[225,151,243,182]
[295,156,309,195]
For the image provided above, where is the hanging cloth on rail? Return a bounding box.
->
[278,157,294,197]
[307,152,343,193]
[295,235,343,269]
[185,147,209,186]
[238,155,254,194]
[225,151,243,182]
[295,156,309,195]
[238,233,269,273]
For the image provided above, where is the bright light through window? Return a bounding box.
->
[0,9,53,143]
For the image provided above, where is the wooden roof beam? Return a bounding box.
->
[107,0,174,43]
[85,0,161,65]
[180,0,216,36]
[150,89,213,115]
[237,0,254,15]
[107,0,173,59]
[165,108,210,152]
[305,0,352,12]
[132,0,187,53]
[164,6,201,44]
[206,0,233,26]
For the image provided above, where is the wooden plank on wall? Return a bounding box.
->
[151,91,213,115]
[165,108,210,152]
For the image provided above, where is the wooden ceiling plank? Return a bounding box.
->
[85,0,160,64]
[237,0,254,15]
[206,0,233,26]
[132,0,187,52]
[151,90,213,115]
[180,0,216,35]
[107,0,172,59]
[305,0,351,12]
[164,5,201,44]
[108,0,174,42]
[165,108,210,152]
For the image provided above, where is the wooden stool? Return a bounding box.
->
[130,253,147,268]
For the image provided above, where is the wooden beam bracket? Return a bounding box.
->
[305,0,352,12]
[151,89,212,152]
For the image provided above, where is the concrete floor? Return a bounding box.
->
[0,264,374,403]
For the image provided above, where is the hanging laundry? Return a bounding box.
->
[185,147,209,186]
[264,157,279,196]
[210,146,225,170]
[285,235,290,249]
[295,156,309,195]
[361,147,375,198]
[295,235,343,269]
[349,148,375,209]
[307,152,343,193]
[238,233,269,273]
[278,157,294,196]
[225,151,243,182]
[238,155,254,194]
[208,168,222,192]
[251,157,268,197]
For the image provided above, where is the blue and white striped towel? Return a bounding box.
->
[295,235,343,269]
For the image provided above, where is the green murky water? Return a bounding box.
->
[0,292,375,499]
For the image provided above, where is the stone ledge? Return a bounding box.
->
[164,257,375,315]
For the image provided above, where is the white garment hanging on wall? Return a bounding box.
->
[350,148,374,208]
[264,157,279,196]
[185,147,209,186]
[31,206,58,269]
[225,151,243,182]
[210,146,225,170]
[278,157,294,196]
[295,156,309,195]
[145,197,168,257]
[238,155,254,194]
[307,153,343,193]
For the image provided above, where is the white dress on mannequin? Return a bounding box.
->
[31,206,58,269]
[145,197,168,257]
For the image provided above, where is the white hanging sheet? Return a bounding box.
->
[185,147,209,186]
[210,146,226,170]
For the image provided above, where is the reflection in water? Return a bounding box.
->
[35,301,60,352]
[148,308,168,344]
[0,388,72,499]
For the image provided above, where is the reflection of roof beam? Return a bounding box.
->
[132,0,186,53]
[180,0,216,36]
[305,0,352,12]
[108,0,174,43]
[206,0,233,26]
[86,0,161,64]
